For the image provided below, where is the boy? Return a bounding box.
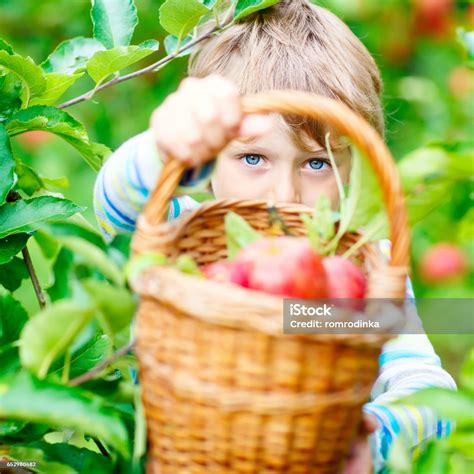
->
[94,1,455,472]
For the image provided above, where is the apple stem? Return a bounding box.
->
[324,133,346,255]
[267,204,293,236]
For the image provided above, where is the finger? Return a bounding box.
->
[206,76,242,131]
[239,114,273,138]
[361,413,379,434]
[189,93,229,152]
[342,439,372,474]
[150,98,192,164]
[156,118,195,165]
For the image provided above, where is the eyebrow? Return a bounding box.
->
[229,139,349,154]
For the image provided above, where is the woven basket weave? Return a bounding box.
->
[130,91,410,473]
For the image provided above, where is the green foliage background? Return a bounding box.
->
[0,0,473,472]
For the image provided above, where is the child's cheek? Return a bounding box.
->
[211,158,245,199]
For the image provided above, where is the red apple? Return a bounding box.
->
[232,236,328,298]
[201,260,249,286]
[412,0,454,38]
[322,256,367,299]
[419,243,468,283]
[16,130,53,151]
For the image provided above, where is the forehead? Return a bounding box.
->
[233,113,345,153]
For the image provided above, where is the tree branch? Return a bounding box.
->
[58,6,236,110]
[69,338,136,386]
[92,437,110,458]
[6,191,46,310]
[22,246,46,310]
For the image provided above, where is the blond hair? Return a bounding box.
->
[188,0,384,149]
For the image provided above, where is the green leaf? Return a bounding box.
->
[68,334,112,379]
[0,293,29,346]
[0,71,23,121]
[91,0,138,49]
[47,248,74,302]
[0,419,26,437]
[406,182,447,228]
[396,388,474,429]
[19,300,97,378]
[460,349,474,393]
[413,441,449,474]
[398,147,474,229]
[174,255,203,276]
[82,279,136,337]
[14,159,44,195]
[0,233,29,265]
[46,221,106,250]
[0,370,129,457]
[57,235,124,286]
[0,256,29,292]
[234,0,280,21]
[30,72,83,106]
[42,176,70,190]
[0,123,15,204]
[42,37,106,74]
[0,38,14,55]
[301,195,337,254]
[124,251,168,281]
[202,0,223,7]
[0,422,50,444]
[0,51,46,107]
[6,105,110,171]
[448,431,474,458]
[159,0,210,37]
[164,34,194,58]
[0,196,83,239]
[225,211,262,260]
[133,387,146,464]
[458,209,474,243]
[5,445,76,473]
[346,146,383,232]
[86,41,159,86]
[51,333,112,379]
[0,293,28,378]
[387,438,413,474]
[10,441,113,474]
[34,229,61,261]
[337,145,363,239]
[398,147,474,191]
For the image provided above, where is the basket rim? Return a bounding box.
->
[132,265,403,345]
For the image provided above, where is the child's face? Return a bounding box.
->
[211,114,352,209]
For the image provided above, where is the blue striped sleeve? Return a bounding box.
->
[93,129,207,242]
[364,241,457,472]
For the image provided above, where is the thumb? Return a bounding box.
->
[238,114,273,138]
[361,413,379,434]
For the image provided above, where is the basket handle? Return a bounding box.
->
[141,90,410,268]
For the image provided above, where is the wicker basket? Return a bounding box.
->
[130,91,410,474]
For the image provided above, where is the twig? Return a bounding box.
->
[6,191,46,310]
[58,5,236,110]
[267,203,293,236]
[92,437,110,458]
[69,338,136,386]
[22,246,46,310]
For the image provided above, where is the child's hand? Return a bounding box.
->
[343,413,378,474]
[149,74,272,167]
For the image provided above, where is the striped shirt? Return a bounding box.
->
[94,130,456,472]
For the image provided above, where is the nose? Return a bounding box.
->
[268,174,301,203]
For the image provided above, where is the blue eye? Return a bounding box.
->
[241,154,263,166]
[305,159,330,171]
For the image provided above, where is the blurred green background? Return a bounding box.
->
[1,0,473,376]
